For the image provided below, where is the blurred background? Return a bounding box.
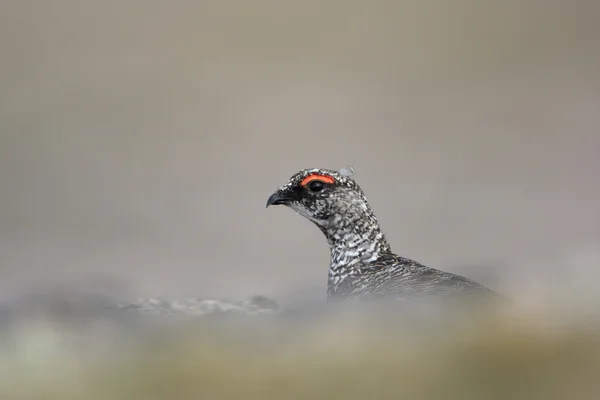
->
[1,0,599,306]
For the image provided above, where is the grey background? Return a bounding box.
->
[1,1,599,305]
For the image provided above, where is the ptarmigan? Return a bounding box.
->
[267,167,500,302]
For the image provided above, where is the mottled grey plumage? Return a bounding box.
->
[267,168,499,301]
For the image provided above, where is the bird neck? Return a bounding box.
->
[319,208,392,274]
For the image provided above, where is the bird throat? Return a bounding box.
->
[319,208,391,276]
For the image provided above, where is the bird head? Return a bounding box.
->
[266,167,369,227]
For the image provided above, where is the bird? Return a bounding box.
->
[266,167,501,303]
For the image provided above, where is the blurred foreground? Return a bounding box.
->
[1,289,600,400]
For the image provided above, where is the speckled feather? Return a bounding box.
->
[268,168,499,301]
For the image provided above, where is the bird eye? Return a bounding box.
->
[308,180,324,192]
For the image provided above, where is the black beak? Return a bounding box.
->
[266,193,291,208]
